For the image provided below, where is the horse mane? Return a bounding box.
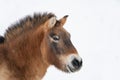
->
[4,12,56,42]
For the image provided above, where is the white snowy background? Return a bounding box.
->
[0,0,120,80]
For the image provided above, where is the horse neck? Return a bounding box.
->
[7,28,49,78]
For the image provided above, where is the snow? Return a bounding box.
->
[0,0,120,80]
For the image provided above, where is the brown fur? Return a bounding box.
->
[0,26,49,80]
[0,13,79,80]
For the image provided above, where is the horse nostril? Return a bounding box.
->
[72,58,82,69]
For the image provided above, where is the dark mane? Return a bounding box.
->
[4,12,55,42]
[0,36,5,43]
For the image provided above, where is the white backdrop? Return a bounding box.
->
[0,0,120,80]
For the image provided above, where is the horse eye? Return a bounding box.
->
[52,35,60,41]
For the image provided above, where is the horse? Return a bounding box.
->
[0,12,82,80]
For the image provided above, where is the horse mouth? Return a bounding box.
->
[66,64,82,73]
[66,65,74,73]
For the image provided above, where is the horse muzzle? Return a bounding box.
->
[66,54,82,73]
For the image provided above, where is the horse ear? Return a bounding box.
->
[45,17,56,29]
[59,15,68,27]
